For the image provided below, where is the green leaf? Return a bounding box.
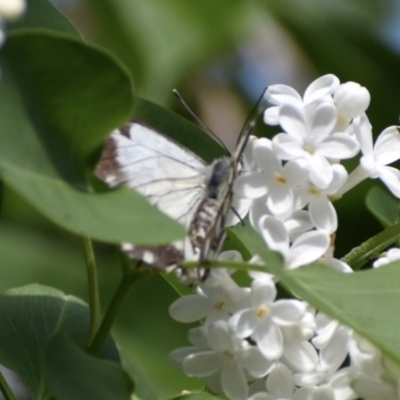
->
[44,334,133,400]
[9,0,81,37]
[134,98,225,164]
[366,186,400,228]
[0,31,185,244]
[0,284,120,399]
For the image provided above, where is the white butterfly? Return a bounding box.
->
[95,115,256,282]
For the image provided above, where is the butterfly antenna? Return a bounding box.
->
[231,206,245,226]
[172,89,230,153]
[236,86,268,153]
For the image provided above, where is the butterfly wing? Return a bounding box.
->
[95,121,208,267]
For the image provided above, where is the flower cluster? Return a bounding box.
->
[169,75,400,400]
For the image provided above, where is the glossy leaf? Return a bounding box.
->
[366,186,399,228]
[44,335,133,400]
[0,284,120,399]
[9,0,81,37]
[0,31,185,244]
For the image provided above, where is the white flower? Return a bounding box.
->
[281,306,318,372]
[249,196,313,240]
[235,138,308,216]
[373,247,400,268]
[260,216,330,269]
[248,363,302,400]
[0,0,25,21]
[312,314,351,375]
[272,101,359,188]
[169,252,249,325]
[294,164,347,234]
[334,82,371,131]
[338,114,400,197]
[229,279,306,360]
[171,321,272,400]
[264,74,340,126]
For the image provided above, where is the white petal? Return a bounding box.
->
[221,360,249,400]
[169,347,199,368]
[169,294,212,323]
[318,133,360,159]
[284,159,309,187]
[308,154,333,188]
[252,280,277,306]
[235,173,268,199]
[374,126,400,165]
[287,231,330,269]
[379,166,400,198]
[273,133,305,160]
[319,328,350,373]
[312,386,334,400]
[260,216,290,258]
[249,197,270,232]
[334,82,370,119]
[238,346,274,378]
[183,351,223,377]
[285,210,313,239]
[282,339,318,372]
[309,196,338,234]
[188,326,209,347]
[272,299,306,325]
[303,74,340,104]
[254,318,283,360]
[326,163,348,195]
[209,321,237,351]
[309,103,337,140]
[230,308,258,338]
[267,185,293,216]
[266,363,295,397]
[280,103,309,138]
[254,144,282,175]
[264,106,280,125]
[354,114,373,156]
[265,84,302,106]
[352,376,396,400]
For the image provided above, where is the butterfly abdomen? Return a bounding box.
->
[189,198,220,247]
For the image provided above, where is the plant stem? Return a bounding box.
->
[0,368,17,400]
[0,180,4,215]
[83,236,101,346]
[342,221,400,270]
[87,270,141,356]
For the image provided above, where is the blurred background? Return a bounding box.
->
[2,0,400,398]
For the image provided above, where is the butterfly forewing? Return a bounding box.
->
[95,122,208,226]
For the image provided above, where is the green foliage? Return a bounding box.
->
[366,186,400,228]
[44,335,133,400]
[0,31,185,245]
[0,284,121,399]
[3,0,400,399]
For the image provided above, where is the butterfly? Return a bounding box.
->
[94,101,260,283]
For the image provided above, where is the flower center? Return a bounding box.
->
[309,186,321,197]
[256,305,270,319]
[214,300,226,311]
[223,350,235,359]
[303,143,315,154]
[274,173,287,185]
